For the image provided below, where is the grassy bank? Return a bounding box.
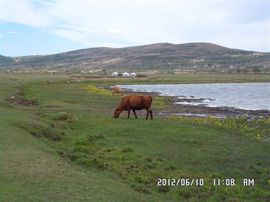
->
[1,72,270,84]
[0,73,269,201]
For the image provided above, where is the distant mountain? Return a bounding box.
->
[1,43,270,71]
[0,55,14,66]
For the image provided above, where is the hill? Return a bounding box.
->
[0,55,14,66]
[1,42,270,71]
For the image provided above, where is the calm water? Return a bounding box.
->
[120,83,270,110]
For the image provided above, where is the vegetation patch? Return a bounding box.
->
[61,136,220,197]
[87,134,105,142]
[167,115,270,140]
[16,121,65,141]
[153,96,167,110]
[85,85,112,96]
[50,112,78,123]
[8,95,38,106]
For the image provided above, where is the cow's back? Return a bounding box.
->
[122,95,152,110]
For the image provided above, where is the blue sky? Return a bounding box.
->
[0,0,269,56]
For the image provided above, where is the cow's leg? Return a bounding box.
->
[146,109,149,119]
[132,109,137,119]
[127,109,130,118]
[149,109,153,120]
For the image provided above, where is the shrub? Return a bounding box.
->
[85,85,112,96]
[154,96,166,110]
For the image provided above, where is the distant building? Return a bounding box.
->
[111,72,119,76]
[123,72,130,77]
[130,72,137,77]
[47,70,58,74]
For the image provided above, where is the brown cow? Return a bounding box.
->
[113,95,153,120]
[111,86,124,95]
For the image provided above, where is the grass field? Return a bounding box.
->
[0,73,269,201]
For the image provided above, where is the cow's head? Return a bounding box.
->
[113,107,121,118]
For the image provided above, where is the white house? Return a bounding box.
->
[123,72,130,77]
[47,70,58,74]
[111,72,119,77]
[130,72,137,77]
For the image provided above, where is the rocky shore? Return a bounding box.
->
[163,97,270,119]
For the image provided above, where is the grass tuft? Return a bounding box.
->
[51,112,78,123]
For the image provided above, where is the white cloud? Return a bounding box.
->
[7,31,18,34]
[0,0,269,51]
[0,0,52,28]
[107,28,124,34]
[51,28,87,44]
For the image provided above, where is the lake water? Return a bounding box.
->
[120,83,270,110]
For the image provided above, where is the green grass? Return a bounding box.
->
[0,73,269,201]
[145,72,270,83]
[1,71,270,84]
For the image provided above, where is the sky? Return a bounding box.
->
[0,0,269,56]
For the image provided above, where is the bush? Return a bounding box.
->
[85,85,112,96]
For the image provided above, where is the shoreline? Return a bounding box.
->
[122,89,270,119]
